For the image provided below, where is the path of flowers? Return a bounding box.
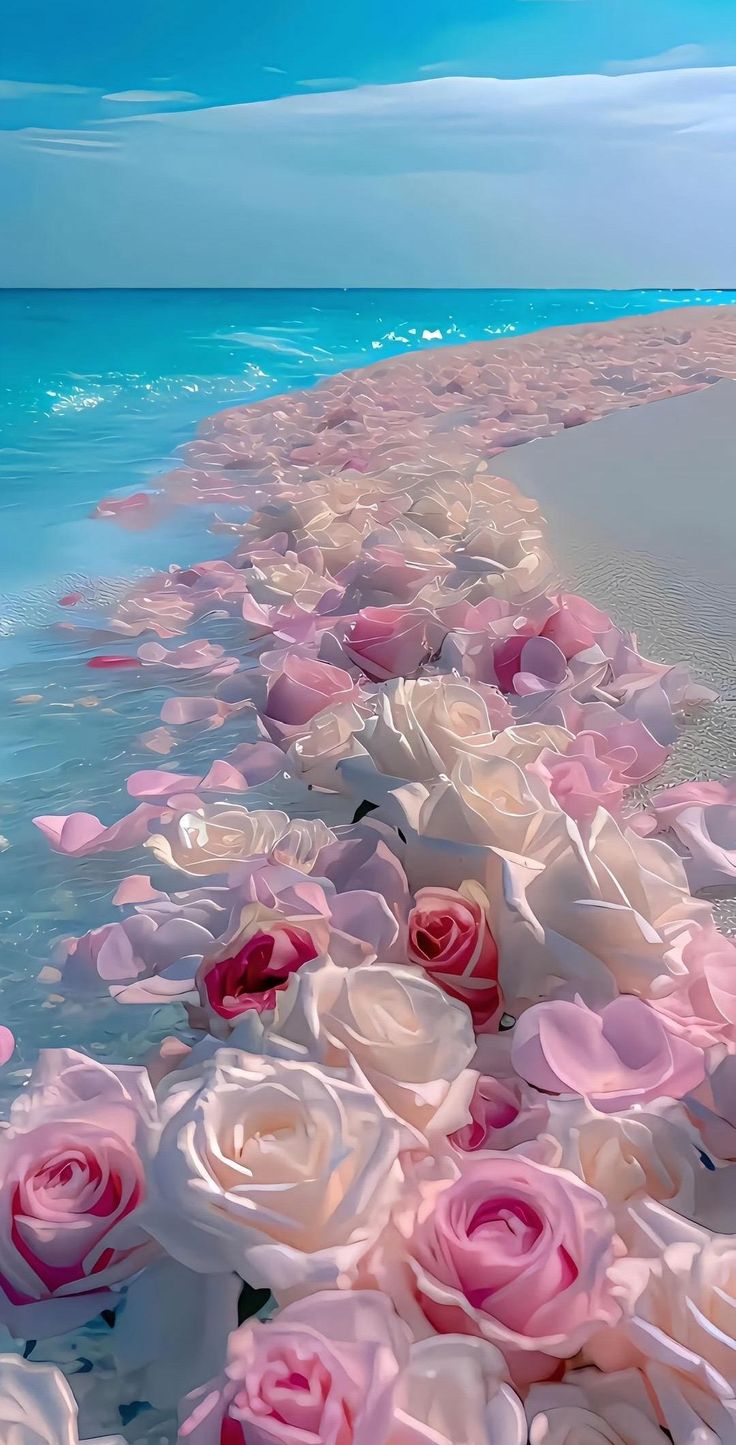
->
[6,306,736,1443]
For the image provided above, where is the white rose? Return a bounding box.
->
[146,1048,410,1300]
[540,1098,704,1236]
[498,809,710,1010]
[252,958,477,1137]
[377,750,574,894]
[394,1335,526,1445]
[0,1355,124,1445]
[146,806,336,877]
[526,1368,669,1445]
[338,676,514,805]
[589,1198,736,1434]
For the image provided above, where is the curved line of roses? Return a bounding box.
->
[10,310,736,1445]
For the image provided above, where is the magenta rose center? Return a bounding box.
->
[204,926,319,1018]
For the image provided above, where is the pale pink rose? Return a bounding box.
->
[642,924,736,1052]
[383,1153,621,1385]
[511,996,705,1112]
[407,882,502,1028]
[341,606,446,682]
[263,959,477,1137]
[528,733,628,824]
[0,1050,157,1337]
[177,1293,525,1445]
[177,1291,407,1444]
[450,1073,549,1153]
[241,554,344,634]
[525,1368,668,1445]
[539,593,614,659]
[340,520,453,604]
[0,1355,125,1445]
[147,1049,411,1300]
[260,654,363,741]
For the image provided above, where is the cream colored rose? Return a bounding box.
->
[146,806,336,877]
[245,555,340,613]
[498,808,711,1010]
[147,1049,411,1301]
[259,958,477,1138]
[540,1099,704,1236]
[590,1200,736,1396]
[379,749,573,894]
[340,676,514,802]
[526,1369,669,1445]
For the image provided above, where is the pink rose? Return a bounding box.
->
[177,1292,525,1445]
[407,883,502,1028]
[386,1153,621,1385]
[491,631,540,692]
[341,606,446,682]
[191,859,399,1034]
[0,1050,157,1337]
[261,655,362,740]
[539,594,612,659]
[197,923,319,1021]
[528,733,628,825]
[178,1291,406,1445]
[512,996,706,1112]
[450,1073,549,1153]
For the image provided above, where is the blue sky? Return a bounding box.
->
[2,0,736,286]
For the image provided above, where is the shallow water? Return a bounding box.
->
[1,286,735,1087]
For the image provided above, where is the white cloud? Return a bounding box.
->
[3,68,735,286]
[102,89,199,103]
[296,77,357,90]
[605,44,707,75]
[0,79,90,99]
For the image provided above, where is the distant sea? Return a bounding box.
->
[2,288,735,602]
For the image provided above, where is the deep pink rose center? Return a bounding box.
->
[204,926,319,1019]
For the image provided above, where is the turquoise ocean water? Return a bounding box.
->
[0,286,734,1077]
[4,288,735,601]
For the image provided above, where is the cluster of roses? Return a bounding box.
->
[94,303,736,531]
[11,332,736,1444]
